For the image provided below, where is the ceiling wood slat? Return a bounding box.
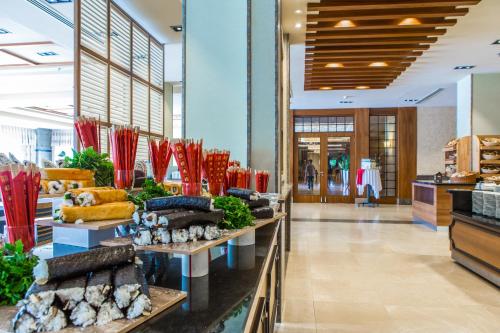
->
[306,18,457,32]
[307,28,447,40]
[306,37,438,47]
[308,0,480,11]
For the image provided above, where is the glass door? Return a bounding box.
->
[323,136,354,203]
[294,134,322,202]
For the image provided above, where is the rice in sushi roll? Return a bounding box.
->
[126,294,152,319]
[12,307,37,333]
[48,180,65,195]
[55,275,86,311]
[36,306,67,332]
[188,225,205,241]
[152,227,171,244]
[85,269,112,307]
[171,229,189,243]
[70,301,96,327]
[204,224,221,240]
[75,192,96,207]
[133,228,153,246]
[142,212,158,228]
[96,301,124,326]
[22,281,57,318]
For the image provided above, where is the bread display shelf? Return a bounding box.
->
[101,213,286,255]
[36,217,133,231]
[480,160,500,165]
[442,146,456,152]
[0,287,186,333]
[480,145,500,151]
[445,160,456,165]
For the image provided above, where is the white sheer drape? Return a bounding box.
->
[51,129,74,160]
[0,125,37,162]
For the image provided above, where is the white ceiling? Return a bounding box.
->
[283,0,500,109]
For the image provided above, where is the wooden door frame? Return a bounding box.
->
[293,133,322,203]
[323,133,355,203]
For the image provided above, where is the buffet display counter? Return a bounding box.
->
[448,190,500,287]
[412,181,475,228]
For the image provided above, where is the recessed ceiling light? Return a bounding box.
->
[398,18,421,26]
[369,62,389,67]
[334,20,356,28]
[404,98,419,103]
[170,25,182,32]
[356,86,370,90]
[454,65,475,70]
[339,100,353,104]
[37,51,58,56]
[295,23,302,29]
[295,9,303,14]
[325,62,344,68]
[319,87,332,90]
[492,39,500,45]
[0,28,11,34]
[45,0,72,3]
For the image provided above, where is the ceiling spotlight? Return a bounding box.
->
[369,62,388,67]
[339,100,353,104]
[398,17,421,26]
[334,20,356,28]
[170,25,182,32]
[454,65,475,70]
[37,51,58,56]
[356,86,370,90]
[319,87,333,90]
[404,98,419,103]
[0,28,11,34]
[492,39,500,45]
[325,62,344,68]
[295,23,302,29]
[295,9,303,14]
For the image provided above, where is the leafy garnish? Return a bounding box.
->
[0,240,39,305]
[213,196,254,230]
[128,179,172,210]
[63,148,114,187]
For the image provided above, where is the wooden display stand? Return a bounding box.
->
[36,217,133,248]
[101,213,286,277]
[473,135,500,182]
[0,287,186,333]
[443,136,471,176]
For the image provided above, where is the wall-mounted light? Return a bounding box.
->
[295,23,302,29]
[398,18,421,26]
[334,20,356,28]
[170,25,182,32]
[325,63,344,68]
[295,9,303,14]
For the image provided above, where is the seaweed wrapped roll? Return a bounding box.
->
[113,264,149,309]
[85,269,112,307]
[37,306,67,332]
[70,301,96,327]
[145,195,212,212]
[204,224,221,240]
[96,300,124,326]
[55,275,86,311]
[227,188,260,201]
[171,229,189,243]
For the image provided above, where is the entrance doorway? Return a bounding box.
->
[294,133,354,203]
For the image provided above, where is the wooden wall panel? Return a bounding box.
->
[398,107,417,202]
[354,108,369,197]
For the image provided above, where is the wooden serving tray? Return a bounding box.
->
[101,213,286,255]
[36,217,133,231]
[0,287,186,333]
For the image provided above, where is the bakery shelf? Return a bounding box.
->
[480,145,500,151]
[480,160,500,165]
[443,146,456,152]
[445,160,456,165]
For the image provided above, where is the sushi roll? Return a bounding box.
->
[251,206,275,219]
[76,192,96,207]
[171,229,189,243]
[85,269,112,307]
[70,301,96,327]
[133,228,153,246]
[132,211,141,224]
[145,196,212,212]
[152,227,171,244]
[22,281,57,318]
[142,212,158,228]
[204,224,221,241]
[36,306,67,332]
[33,245,135,285]
[188,225,205,241]
[126,294,152,319]
[66,180,82,190]
[96,300,124,326]
[48,180,65,195]
[55,275,86,311]
[12,307,36,333]
[113,264,149,309]
[227,188,260,201]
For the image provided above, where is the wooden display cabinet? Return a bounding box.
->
[473,135,500,182]
[443,136,471,176]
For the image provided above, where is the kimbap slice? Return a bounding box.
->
[113,264,149,309]
[251,206,275,219]
[12,307,36,333]
[171,229,189,243]
[152,227,171,244]
[126,294,152,319]
[133,228,153,246]
[55,275,86,311]
[85,269,112,307]
[188,225,205,241]
[145,196,212,212]
[70,301,96,327]
[227,188,260,201]
[22,281,57,318]
[204,224,221,241]
[36,306,67,332]
[96,301,124,326]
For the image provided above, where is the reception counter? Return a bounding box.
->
[412,181,475,228]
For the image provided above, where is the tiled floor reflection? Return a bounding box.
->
[276,204,500,333]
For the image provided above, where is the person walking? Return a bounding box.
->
[305,159,316,191]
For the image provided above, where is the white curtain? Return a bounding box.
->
[51,129,74,160]
[0,126,37,162]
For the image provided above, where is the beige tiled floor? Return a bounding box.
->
[276,203,500,333]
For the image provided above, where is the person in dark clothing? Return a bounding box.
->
[305,159,316,191]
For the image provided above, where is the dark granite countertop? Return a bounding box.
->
[413,180,477,186]
[131,221,279,333]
